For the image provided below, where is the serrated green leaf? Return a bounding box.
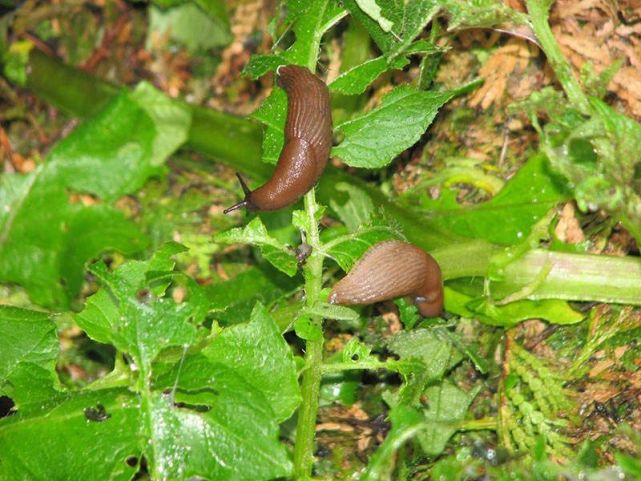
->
[354,0,395,32]
[251,88,287,165]
[388,0,440,57]
[332,85,462,168]
[342,0,403,52]
[243,54,288,79]
[284,0,346,66]
[0,380,291,481]
[388,328,463,381]
[417,382,481,456]
[76,245,201,371]
[329,55,409,95]
[144,387,290,480]
[302,302,360,321]
[394,298,421,329]
[214,217,298,276]
[341,338,375,363]
[202,303,301,421]
[0,306,59,410]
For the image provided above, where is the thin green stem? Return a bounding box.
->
[293,190,325,480]
[321,359,401,374]
[457,417,498,431]
[525,0,591,114]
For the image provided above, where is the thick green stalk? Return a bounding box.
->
[293,191,325,480]
[13,49,641,305]
[525,0,591,114]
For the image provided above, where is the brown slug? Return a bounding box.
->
[329,240,443,317]
[224,65,332,214]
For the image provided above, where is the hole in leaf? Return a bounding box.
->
[351,354,359,361]
[0,396,15,418]
[174,402,211,413]
[132,456,148,480]
[126,456,138,468]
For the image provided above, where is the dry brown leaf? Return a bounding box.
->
[550,0,641,117]
[555,202,586,244]
[469,39,538,109]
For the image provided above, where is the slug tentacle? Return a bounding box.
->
[329,240,443,317]
[225,65,332,213]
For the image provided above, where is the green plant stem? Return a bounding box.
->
[525,0,591,114]
[13,49,641,305]
[457,417,497,431]
[293,190,325,480]
[321,360,399,373]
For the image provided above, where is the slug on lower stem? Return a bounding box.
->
[329,240,443,317]
[224,65,332,214]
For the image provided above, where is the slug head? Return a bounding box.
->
[223,173,257,214]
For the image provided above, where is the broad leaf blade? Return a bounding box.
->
[214,217,298,276]
[422,154,569,245]
[202,303,301,422]
[332,85,463,168]
[0,389,143,481]
[0,306,59,409]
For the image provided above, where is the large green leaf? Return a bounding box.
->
[202,303,301,422]
[445,287,584,327]
[144,383,291,481]
[283,0,346,67]
[0,83,191,308]
[329,56,409,96]
[0,247,293,480]
[0,389,143,481]
[0,306,59,410]
[332,85,463,168]
[343,0,440,56]
[76,243,202,371]
[148,0,232,52]
[421,154,569,245]
[417,382,480,456]
[342,0,404,52]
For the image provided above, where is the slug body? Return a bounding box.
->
[224,65,332,213]
[329,240,443,317]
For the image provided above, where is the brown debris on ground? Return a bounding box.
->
[551,0,641,118]
[209,0,275,115]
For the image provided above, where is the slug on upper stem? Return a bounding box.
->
[224,65,332,214]
[329,240,443,317]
